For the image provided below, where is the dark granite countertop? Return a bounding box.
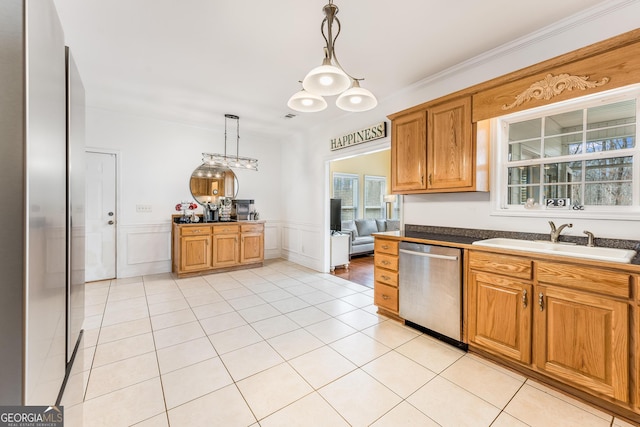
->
[375,225,640,266]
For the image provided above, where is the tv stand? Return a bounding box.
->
[330,233,350,271]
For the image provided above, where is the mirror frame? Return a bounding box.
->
[189,163,239,205]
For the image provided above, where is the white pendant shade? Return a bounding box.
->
[302,64,351,96]
[287,1,376,113]
[336,82,377,112]
[287,89,327,112]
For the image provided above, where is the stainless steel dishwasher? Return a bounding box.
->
[399,241,464,348]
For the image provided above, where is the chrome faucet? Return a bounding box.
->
[583,230,595,247]
[549,221,572,243]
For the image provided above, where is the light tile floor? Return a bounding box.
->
[62,259,637,427]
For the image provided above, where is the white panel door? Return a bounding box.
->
[86,151,116,281]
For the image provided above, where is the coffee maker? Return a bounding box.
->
[231,199,254,221]
[202,202,219,222]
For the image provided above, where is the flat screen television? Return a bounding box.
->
[330,198,341,232]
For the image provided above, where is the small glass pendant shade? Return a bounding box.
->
[336,81,377,112]
[302,63,351,96]
[287,89,328,112]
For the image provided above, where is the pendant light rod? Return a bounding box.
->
[203,114,258,171]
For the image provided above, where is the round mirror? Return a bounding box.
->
[189,164,238,205]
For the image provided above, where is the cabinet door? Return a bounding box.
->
[212,234,239,267]
[391,110,427,192]
[535,285,629,403]
[468,271,532,364]
[180,235,211,272]
[428,97,473,190]
[240,232,264,264]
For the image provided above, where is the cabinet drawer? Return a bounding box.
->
[469,250,532,280]
[375,253,398,271]
[374,268,398,287]
[375,239,399,255]
[537,262,631,298]
[180,226,211,236]
[241,223,264,233]
[374,283,398,312]
[212,224,240,234]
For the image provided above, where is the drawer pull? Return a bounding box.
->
[381,260,390,266]
[381,244,389,250]
[381,275,390,281]
[538,292,544,311]
[382,294,390,300]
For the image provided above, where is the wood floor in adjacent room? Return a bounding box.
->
[332,254,374,288]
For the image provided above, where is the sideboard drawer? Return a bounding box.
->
[180,226,211,236]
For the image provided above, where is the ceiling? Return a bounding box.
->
[52,0,607,140]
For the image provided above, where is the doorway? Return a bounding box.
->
[85,151,117,281]
[328,148,399,286]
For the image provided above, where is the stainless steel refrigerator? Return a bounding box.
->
[0,0,85,405]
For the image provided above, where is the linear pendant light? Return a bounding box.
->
[202,114,258,171]
[287,1,377,113]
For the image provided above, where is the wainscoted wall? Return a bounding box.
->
[280,221,324,272]
[116,220,284,278]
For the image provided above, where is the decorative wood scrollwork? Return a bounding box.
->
[501,73,610,111]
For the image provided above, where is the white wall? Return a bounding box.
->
[280,1,640,272]
[86,107,283,277]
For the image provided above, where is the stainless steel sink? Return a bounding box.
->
[472,238,637,264]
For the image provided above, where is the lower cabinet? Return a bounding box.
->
[373,237,400,318]
[468,271,532,364]
[180,234,212,272]
[173,221,264,277]
[240,223,264,264]
[535,283,629,403]
[212,232,239,267]
[468,250,635,411]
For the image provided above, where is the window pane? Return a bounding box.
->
[545,110,583,135]
[364,176,386,220]
[508,166,540,185]
[544,133,583,158]
[509,140,541,161]
[584,156,633,181]
[584,182,632,206]
[507,186,540,205]
[586,127,636,152]
[508,118,541,142]
[543,183,573,200]
[333,174,358,221]
[587,99,636,130]
[543,161,582,183]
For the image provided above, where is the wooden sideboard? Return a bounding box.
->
[171,219,264,278]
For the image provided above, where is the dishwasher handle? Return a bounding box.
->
[399,248,459,261]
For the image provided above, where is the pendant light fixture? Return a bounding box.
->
[202,114,258,171]
[287,1,377,113]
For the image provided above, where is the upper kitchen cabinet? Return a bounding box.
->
[389,95,488,194]
[428,97,473,190]
[390,110,427,191]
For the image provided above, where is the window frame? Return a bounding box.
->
[332,172,359,221]
[491,84,640,220]
[363,175,387,219]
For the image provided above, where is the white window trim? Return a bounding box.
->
[364,175,386,219]
[490,84,640,221]
[333,172,359,220]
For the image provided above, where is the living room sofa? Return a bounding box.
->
[340,219,400,257]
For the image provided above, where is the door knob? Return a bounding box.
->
[108,220,114,225]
